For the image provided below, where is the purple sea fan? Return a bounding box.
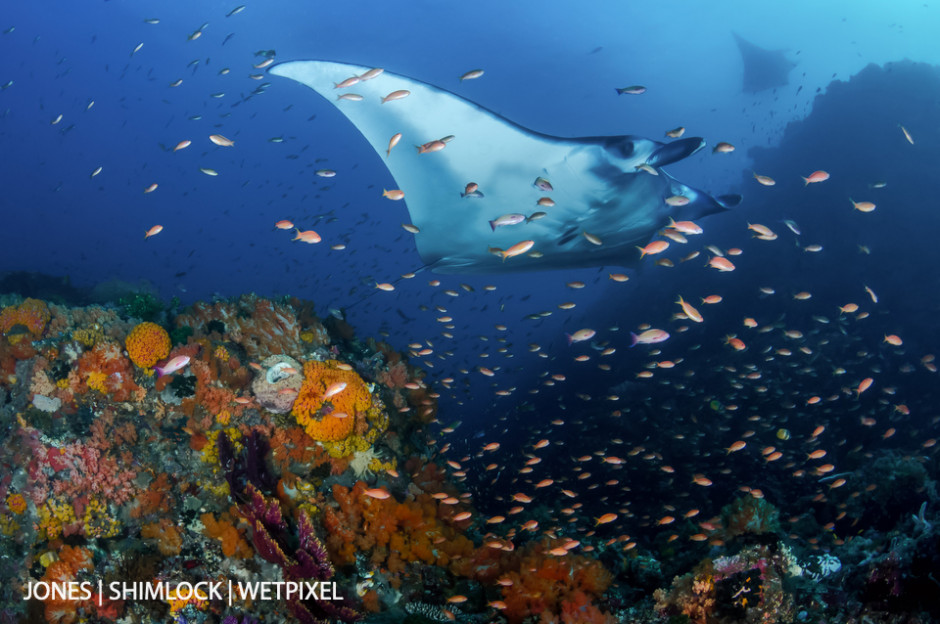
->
[238,484,360,622]
[287,511,335,581]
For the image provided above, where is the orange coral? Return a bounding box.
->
[39,545,94,624]
[6,492,27,514]
[497,541,614,624]
[125,322,171,368]
[361,589,381,613]
[201,512,253,558]
[292,360,372,441]
[72,341,142,402]
[0,297,50,340]
[130,473,172,519]
[270,425,330,474]
[323,481,475,573]
[141,518,183,556]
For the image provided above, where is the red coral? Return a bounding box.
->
[130,473,172,519]
[376,361,409,389]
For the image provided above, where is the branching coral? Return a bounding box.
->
[41,440,138,506]
[292,360,372,442]
[125,321,171,368]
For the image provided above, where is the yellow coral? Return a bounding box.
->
[200,427,243,465]
[6,492,27,515]
[167,585,209,614]
[0,298,50,339]
[322,433,371,458]
[37,498,76,541]
[125,322,171,368]
[85,371,108,393]
[292,360,372,442]
[83,497,120,539]
[213,344,230,362]
[0,514,20,537]
[73,326,104,347]
[369,456,397,474]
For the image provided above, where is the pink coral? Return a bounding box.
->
[46,442,138,505]
[376,361,409,389]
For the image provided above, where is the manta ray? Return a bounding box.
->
[733,32,795,93]
[270,60,740,274]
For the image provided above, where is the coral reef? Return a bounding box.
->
[124,321,171,369]
[292,360,372,442]
[655,542,801,624]
[6,287,933,624]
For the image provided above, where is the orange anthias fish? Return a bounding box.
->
[323,381,347,399]
[501,240,534,260]
[293,229,321,244]
[802,170,830,185]
[381,89,410,103]
[637,240,669,257]
[676,296,703,323]
[595,513,617,526]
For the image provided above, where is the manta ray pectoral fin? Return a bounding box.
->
[717,194,743,209]
[647,137,706,168]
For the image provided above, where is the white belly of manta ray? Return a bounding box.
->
[269,60,740,274]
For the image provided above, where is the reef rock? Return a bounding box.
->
[251,355,303,414]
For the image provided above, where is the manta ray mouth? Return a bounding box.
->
[270,60,738,274]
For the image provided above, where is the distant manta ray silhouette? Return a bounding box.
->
[733,32,795,93]
[270,60,740,274]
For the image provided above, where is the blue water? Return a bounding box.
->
[3,0,939,536]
